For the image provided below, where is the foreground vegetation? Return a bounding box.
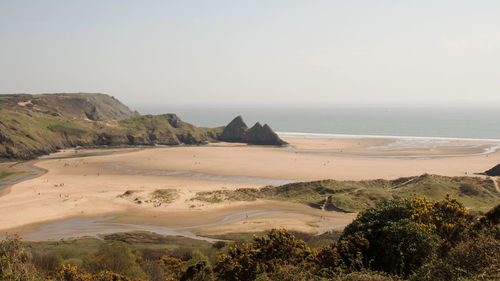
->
[1,196,498,280]
[194,174,500,212]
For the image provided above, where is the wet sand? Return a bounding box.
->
[23,201,354,241]
[1,136,499,240]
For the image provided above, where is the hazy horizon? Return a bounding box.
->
[1,1,500,107]
[134,103,500,140]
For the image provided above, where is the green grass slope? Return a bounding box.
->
[194,174,500,212]
[0,93,137,121]
[0,93,222,159]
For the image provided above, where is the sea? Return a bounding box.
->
[135,104,500,140]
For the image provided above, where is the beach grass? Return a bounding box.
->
[193,174,500,213]
[0,170,26,181]
[151,189,179,204]
[0,171,16,180]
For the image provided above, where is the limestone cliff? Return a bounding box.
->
[485,164,500,176]
[219,115,248,143]
[0,94,222,159]
[0,94,285,159]
[219,116,287,146]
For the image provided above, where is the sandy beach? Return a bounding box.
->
[1,136,499,239]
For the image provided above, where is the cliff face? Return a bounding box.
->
[0,94,222,159]
[219,116,287,146]
[485,164,500,176]
[219,116,248,142]
[0,94,285,159]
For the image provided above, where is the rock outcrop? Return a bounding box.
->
[219,116,248,142]
[165,114,183,128]
[219,116,287,146]
[485,164,500,176]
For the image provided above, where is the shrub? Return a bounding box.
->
[138,260,164,281]
[411,195,473,253]
[0,235,40,280]
[254,264,319,281]
[459,183,481,196]
[413,232,500,280]
[340,197,472,276]
[187,249,209,267]
[212,241,226,250]
[477,203,500,239]
[159,256,186,280]
[58,264,134,281]
[330,270,398,281]
[31,251,63,273]
[180,260,214,281]
[215,228,312,281]
[312,233,369,273]
[374,220,438,275]
[85,241,145,279]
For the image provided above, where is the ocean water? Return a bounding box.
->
[135,104,500,140]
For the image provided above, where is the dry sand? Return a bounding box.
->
[1,136,499,239]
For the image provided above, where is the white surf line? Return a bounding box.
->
[277,131,500,142]
[279,132,500,159]
[284,147,500,160]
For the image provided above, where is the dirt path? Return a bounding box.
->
[492,176,500,193]
[393,176,419,188]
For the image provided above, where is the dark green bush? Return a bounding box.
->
[85,241,145,279]
[413,232,500,280]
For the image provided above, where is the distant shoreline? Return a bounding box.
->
[141,105,500,139]
[278,131,500,142]
[280,134,500,159]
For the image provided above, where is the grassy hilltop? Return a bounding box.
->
[0,93,222,159]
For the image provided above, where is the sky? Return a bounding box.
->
[1,1,499,107]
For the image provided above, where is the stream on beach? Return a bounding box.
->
[105,162,298,186]
[21,209,347,242]
[0,161,46,193]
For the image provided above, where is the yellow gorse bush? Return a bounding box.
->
[411,194,471,239]
[411,196,437,232]
[58,264,146,281]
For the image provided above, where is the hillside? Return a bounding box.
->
[194,174,500,212]
[0,93,137,121]
[0,93,222,159]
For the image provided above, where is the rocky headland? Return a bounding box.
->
[485,164,500,176]
[0,93,285,159]
[219,116,287,146]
